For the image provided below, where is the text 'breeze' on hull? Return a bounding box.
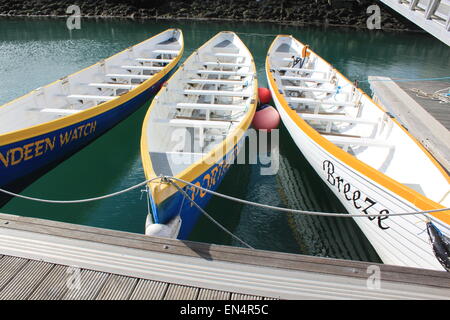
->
[266,35,450,271]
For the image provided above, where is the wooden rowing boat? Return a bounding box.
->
[0,28,183,203]
[266,35,450,271]
[141,31,257,239]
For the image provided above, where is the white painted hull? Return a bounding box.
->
[269,83,446,271]
[265,34,449,271]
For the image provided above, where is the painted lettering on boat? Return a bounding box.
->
[0,121,97,168]
[59,121,97,146]
[322,160,390,230]
[187,145,239,207]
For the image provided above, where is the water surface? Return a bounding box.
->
[1,17,448,261]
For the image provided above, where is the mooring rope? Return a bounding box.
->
[0,176,448,218]
[167,177,449,218]
[410,87,450,104]
[166,178,254,249]
[0,177,162,204]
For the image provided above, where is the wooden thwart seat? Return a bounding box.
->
[155,118,231,129]
[121,65,164,71]
[298,110,347,116]
[106,74,152,80]
[88,83,137,90]
[324,135,394,149]
[280,75,329,83]
[283,85,336,94]
[276,67,327,74]
[182,89,252,97]
[187,70,254,76]
[299,113,378,125]
[207,52,245,58]
[287,97,355,107]
[152,49,180,55]
[168,102,246,111]
[67,94,116,102]
[186,79,245,85]
[200,62,249,67]
[40,108,82,115]
[135,58,173,63]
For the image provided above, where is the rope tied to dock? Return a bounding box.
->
[166,178,254,249]
[410,87,450,104]
[0,176,448,218]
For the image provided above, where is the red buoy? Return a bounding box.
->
[258,87,272,105]
[252,105,280,132]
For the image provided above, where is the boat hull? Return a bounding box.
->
[0,73,171,199]
[268,75,448,271]
[149,137,243,240]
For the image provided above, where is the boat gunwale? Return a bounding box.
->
[266,34,450,225]
[140,31,258,206]
[0,28,184,146]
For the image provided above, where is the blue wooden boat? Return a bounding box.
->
[141,31,257,239]
[0,29,183,202]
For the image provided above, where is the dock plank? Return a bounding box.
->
[95,274,137,300]
[28,265,71,300]
[63,269,109,300]
[164,284,199,300]
[0,260,53,300]
[2,212,448,288]
[369,76,450,172]
[0,256,28,291]
[197,288,231,300]
[231,293,264,300]
[0,213,449,299]
[129,279,168,300]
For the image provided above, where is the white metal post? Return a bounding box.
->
[425,0,441,19]
[409,0,420,10]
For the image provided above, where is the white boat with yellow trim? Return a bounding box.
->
[0,28,183,204]
[266,35,450,271]
[141,31,257,239]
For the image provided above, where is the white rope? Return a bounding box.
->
[167,177,450,218]
[0,176,448,218]
[410,87,450,104]
[168,179,254,249]
[0,177,162,204]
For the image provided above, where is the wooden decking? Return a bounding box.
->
[0,255,268,300]
[0,212,449,300]
[369,76,450,173]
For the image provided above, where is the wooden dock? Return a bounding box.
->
[369,76,450,173]
[0,212,449,300]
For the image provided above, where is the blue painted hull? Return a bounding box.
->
[149,138,244,240]
[0,73,171,192]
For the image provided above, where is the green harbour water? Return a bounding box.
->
[0,17,449,261]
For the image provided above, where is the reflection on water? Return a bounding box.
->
[0,17,448,262]
[277,126,381,261]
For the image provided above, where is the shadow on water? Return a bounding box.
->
[277,124,382,262]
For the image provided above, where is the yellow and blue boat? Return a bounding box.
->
[141,31,257,239]
[0,29,183,203]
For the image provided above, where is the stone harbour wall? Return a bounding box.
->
[0,0,419,31]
